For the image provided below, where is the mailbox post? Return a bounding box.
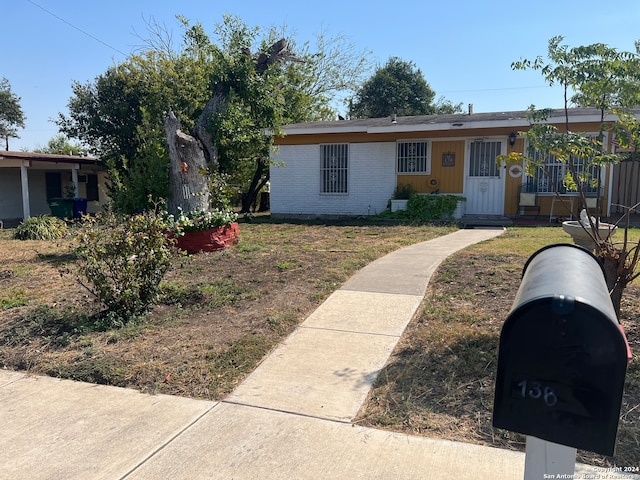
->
[493,244,631,477]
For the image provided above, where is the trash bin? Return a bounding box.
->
[72,198,88,218]
[48,198,74,219]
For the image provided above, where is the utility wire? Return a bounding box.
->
[440,85,550,94]
[24,0,128,57]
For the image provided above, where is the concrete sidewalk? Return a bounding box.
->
[0,227,625,479]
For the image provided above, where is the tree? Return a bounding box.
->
[348,57,461,118]
[34,134,86,156]
[501,36,640,314]
[58,15,369,214]
[165,17,370,213]
[274,28,371,122]
[0,77,26,151]
[58,24,218,212]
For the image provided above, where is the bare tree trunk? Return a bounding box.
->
[599,240,640,318]
[192,84,228,165]
[164,112,210,216]
[602,253,624,317]
[164,39,299,216]
[164,83,228,215]
[241,158,269,213]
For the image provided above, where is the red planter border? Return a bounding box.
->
[175,222,239,254]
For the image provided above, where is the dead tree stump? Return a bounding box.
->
[164,112,210,216]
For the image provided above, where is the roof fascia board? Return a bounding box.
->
[368,119,530,133]
[282,126,369,135]
[0,159,28,168]
[282,112,622,136]
[367,114,610,133]
[27,161,81,170]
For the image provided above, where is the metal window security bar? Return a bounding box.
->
[530,152,600,194]
[469,141,501,177]
[321,144,348,193]
[397,141,428,173]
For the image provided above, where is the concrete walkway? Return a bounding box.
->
[0,228,626,479]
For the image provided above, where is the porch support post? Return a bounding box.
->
[20,163,30,220]
[71,167,79,197]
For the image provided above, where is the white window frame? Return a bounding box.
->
[396,140,431,174]
[320,143,349,194]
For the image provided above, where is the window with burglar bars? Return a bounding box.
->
[528,150,600,194]
[320,144,349,194]
[397,141,430,173]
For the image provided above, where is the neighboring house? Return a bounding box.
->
[270,108,635,220]
[0,151,109,226]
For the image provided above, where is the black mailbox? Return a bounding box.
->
[493,244,631,456]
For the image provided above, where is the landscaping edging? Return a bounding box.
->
[175,222,239,254]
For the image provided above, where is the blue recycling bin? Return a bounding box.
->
[72,198,88,218]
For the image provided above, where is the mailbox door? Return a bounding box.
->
[493,298,628,456]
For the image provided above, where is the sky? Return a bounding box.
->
[4,0,640,151]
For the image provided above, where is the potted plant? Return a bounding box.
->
[390,184,415,212]
[165,207,239,254]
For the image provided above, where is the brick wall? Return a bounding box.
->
[270,142,396,217]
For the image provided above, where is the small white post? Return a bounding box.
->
[20,163,30,220]
[71,167,79,197]
[524,436,576,480]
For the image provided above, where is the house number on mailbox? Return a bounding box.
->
[516,380,558,407]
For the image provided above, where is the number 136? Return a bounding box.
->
[517,380,558,407]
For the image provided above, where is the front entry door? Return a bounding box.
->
[465,140,505,215]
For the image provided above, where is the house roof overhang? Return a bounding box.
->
[279,108,632,137]
[0,151,101,168]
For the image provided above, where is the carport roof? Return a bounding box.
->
[0,151,100,166]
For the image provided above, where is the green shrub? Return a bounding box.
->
[106,132,171,215]
[14,215,68,240]
[75,209,174,327]
[392,184,416,200]
[380,194,465,221]
[406,195,465,221]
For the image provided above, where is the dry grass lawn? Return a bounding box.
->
[1,221,638,469]
[355,227,640,469]
[0,219,453,398]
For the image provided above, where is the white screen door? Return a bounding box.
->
[465,140,505,215]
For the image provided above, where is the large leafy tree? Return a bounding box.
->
[163,19,300,215]
[220,27,369,211]
[348,57,461,118]
[502,36,640,314]
[0,77,26,151]
[58,15,368,213]
[57,29,216,212]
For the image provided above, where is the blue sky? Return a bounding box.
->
[4,0,640,151]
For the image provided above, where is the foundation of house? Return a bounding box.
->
[458,215,513,228]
